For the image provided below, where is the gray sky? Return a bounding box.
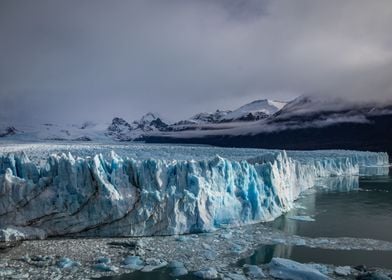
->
[1,0,392,124]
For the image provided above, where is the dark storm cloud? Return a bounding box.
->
[0,0,391,124]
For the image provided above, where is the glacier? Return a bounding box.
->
[0,143,389,240]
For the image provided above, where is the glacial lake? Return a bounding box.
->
[267,174,392,242]
[101,173,392,279]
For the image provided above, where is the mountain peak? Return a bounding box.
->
[220,99,287,121]
[0,126,17,137]
[139,112,161,124]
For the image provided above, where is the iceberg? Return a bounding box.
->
[0,145,389,239]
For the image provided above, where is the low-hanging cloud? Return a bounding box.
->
[0,0,391,124]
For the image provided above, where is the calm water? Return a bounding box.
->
[238,244,392,269]
[267,174,392,242]
[101,174,392,279]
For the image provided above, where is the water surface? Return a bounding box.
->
[267,174,392,242]
[238,244,392,269]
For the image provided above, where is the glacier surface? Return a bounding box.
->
[0,143,389,239]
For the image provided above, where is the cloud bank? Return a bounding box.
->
[0,0,391,124]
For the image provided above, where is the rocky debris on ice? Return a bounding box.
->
[202,249,218,260]
[229,242,246,254]
[1,221,392,279]
[194,267,219,279]
[268,258,329,280]
[20,255,56,268]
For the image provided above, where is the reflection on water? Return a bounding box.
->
[315,176,359,192]
[360,165,391,176]
[238,244,392,269]
[267,174,392,242]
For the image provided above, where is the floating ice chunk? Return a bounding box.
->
[141,258,167,272]
[220,232,233,240]
[57,257,80,269]
[194,267,218,279]
[308,264,330,275]
[122,256,144,270]
[293,239,307,246]
[175,236,188,242]
[0,226,47,242]
[334,266,351,276]
[93,256,117,271]
[92,263,118,272]
[226,272,247,280]
[229,242,245,254]
[168,261,188,277]
[95,257,111,264]
[294,204,307,210]
[0,269,14,277]
[171,266,189,277]
[268,258,329,280]
[243,264,265,278]
[288,216,316,222]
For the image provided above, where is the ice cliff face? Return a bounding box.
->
[0,149,389,239]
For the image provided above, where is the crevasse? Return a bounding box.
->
[0,150,389,239]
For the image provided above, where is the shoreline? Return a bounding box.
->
[1,222,392,279]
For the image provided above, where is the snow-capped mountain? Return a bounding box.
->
[220,99,287,122]
[186,110,231,124]
[0,126,17,137]
[270,95,392,125]
[175,99,287,125]
[144,95,392,155]
[0,122,110,142]
[106,117,133,141]
[2,96,392,155]
[106,113,169,141]
[133,112,169,131]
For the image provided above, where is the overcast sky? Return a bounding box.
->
[1,0,392,124]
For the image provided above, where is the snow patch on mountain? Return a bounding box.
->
[106,113,169,141]
[0,126,17,138]
[186,110,231,124]
[0,122,110,142]
[221,99,287,121]
[177,99,287,125]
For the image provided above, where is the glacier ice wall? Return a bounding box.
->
[0,150,389,239]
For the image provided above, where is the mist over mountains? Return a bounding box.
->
[1,95,392,154]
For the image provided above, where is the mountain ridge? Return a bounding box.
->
[1,96,392,155]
